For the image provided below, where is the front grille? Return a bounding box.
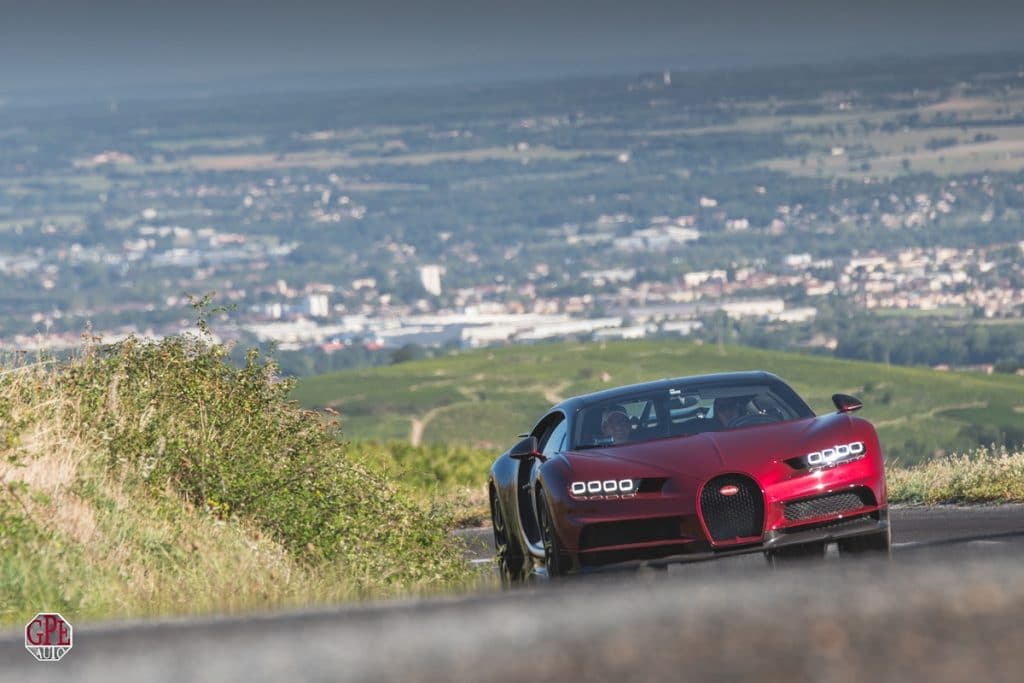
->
[699,474,764,542]
[579,517,682,550]
[780,512,877,534]
[784,488,875,522]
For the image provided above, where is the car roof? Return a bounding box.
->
[551,370,786,413]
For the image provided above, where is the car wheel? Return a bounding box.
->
[491,491,524,585]
[537,489,571,577]
[838,528,892,558]
[765,541,827,567]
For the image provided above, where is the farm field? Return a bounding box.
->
[756,92,1024,178]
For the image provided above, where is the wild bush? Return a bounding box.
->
[61,333,466,584]
[346,440,494,493]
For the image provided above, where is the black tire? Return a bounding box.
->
[838,528,892,558]
[765,541,827,567]
[490,490,525,585]
[536,489,571,577]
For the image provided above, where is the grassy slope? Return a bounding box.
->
[0,336,472,628]
[294,339,1024,466]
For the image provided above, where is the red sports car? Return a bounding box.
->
[488,371,889,581]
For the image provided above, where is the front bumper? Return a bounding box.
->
[558,450,886,558]
[569,509,888,573]
[763,507,888,550]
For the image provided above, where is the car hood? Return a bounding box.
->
[563,414,853,482]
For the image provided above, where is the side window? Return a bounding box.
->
[540,418,568,458]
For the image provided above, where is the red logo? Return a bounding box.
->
[25,613,72,662]
[719,485,740,496]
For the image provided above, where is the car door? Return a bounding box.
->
[519,412,568,554]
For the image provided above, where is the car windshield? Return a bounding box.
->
[572,381,813,449]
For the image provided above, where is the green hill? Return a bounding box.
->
[293,339,1024,466]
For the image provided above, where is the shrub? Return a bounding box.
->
[62,334,467,585]
[345,440,495,526]
[346,440,495,493]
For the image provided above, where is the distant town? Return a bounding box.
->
[5,212,1021,359]
[1,53,1022,373]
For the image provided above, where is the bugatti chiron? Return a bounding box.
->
[488,371,889,581]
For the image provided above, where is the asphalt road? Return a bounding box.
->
[4,505,1024,683]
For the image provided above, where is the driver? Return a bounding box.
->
[600,406,632,443]
[713,396,748,427]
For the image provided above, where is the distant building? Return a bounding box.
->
[683,270,727,287]
[351,277,377,291]
[784,253,813,268]
[305,294,329,318]
[662,320,704,336]
[594,325,647,341]
[419,265,444,296]
[773,307,818,323]
[720,299,786,319]
[515,317,622,342]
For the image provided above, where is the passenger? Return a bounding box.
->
[601,406,632,444]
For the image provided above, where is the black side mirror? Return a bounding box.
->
[832,393,863,413]
[510,435,543,461]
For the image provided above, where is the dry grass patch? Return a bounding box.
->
[888,445,1024,504]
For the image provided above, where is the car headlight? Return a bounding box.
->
[802,441,865,469]
[570,479,640,497]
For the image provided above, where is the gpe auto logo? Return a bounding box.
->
[25,613,73,662]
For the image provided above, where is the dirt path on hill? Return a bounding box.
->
[540,380,571,406]
[875,400,988,428]
[409,379,571,445]
[409,404,463,446]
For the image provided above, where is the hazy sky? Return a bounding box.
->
[2,0,1023,95]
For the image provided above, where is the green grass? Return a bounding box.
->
[295,339,1024,465]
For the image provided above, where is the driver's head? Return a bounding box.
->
[714,396,746,425]
[601,406,631,443]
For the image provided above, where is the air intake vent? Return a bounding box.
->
[784,488,875,522]
[699,474,764,542]
[579,517,682,550]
